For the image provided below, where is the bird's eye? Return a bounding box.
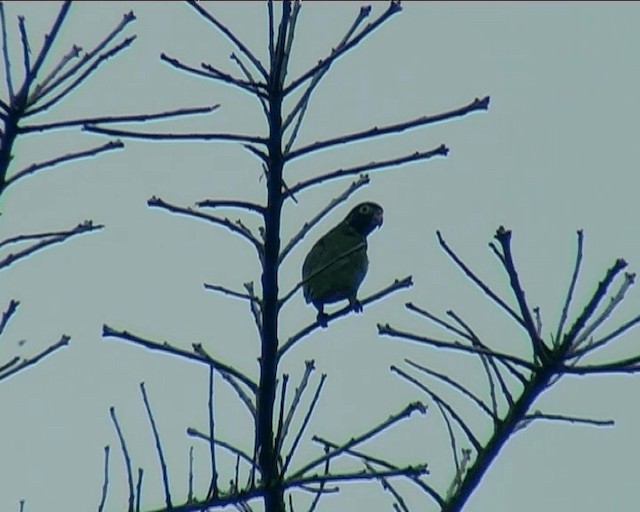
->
[359,205,370,214]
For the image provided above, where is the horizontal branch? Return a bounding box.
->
[5,140,123,189]
[19,105,220,133]
[285,147,447,199]
[378,323,536,371]
[203,282,260,303]
[561,356,640,375]
[195,198,265,215]
[523,411,614,428]
[285,464,429,490]
[286,97,489,161]
[278,276,413,359]
[83,124,265,144]
[102,324,257,392]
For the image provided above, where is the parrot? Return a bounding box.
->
[301,201,384,327]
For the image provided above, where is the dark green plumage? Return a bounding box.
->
[302,202,383,327]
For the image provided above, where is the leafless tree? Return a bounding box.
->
[95,2,488,511]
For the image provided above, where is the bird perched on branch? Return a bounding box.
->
[302,202,384,327]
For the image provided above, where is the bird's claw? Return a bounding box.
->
[316,311,328,328]
[350,299,363,313]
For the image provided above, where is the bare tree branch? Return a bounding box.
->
[147,196,264,261]
[278,276,413,359]
[285,147,448,200]
[5,140,123,189]
[19,105,220,133]
[283,1,402,96]
[286,97,489,161]
[140,382,173,509]
[378,323,536,371]
[102,325,257,392]
[0,220,103,271]
[109,405,136,512]
[555,230,584,343]
[186,0,268,79]
[0,334,69,383]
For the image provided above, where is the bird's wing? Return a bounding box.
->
[302,224,368,304]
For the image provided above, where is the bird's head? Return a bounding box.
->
[344,202,384,236]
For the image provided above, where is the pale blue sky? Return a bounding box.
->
[1,2,639,511]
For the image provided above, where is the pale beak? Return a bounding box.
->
[374,210,384,228]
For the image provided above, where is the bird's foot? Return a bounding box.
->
[350,298,363,313]
[316,311,329,328]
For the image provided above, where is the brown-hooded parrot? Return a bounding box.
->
[302,202,384,327]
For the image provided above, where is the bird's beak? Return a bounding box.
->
[374,210,383,228]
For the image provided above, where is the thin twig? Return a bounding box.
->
[494,227,547,357]
[207,366,218,499]
[5,140,123,189]
[283,1,402,96]
[83,124,265,144]
[288,401,426,479]
[285,146,448,198]
[379,323,536,371]
[561,258,628,348]
[31,9,136,102]
[26,35,137,115]
[97,446,110,512]
[404,359,496,420]
[522,411,614,428]
[102,325,257,392]
[312,435,442,507]
[286,97,489,162]
[436,231,526,329]
[573,272,636,351]
[278,276,413,359]
[282,373,327,475]
[556,230,584,343]
[17,16,31,80]
[148,196,264,261]
[20,105,220,133]
[0,335,69,382]
[109,406,135,512]
[140,382,173,509]
[570,313,640,360]
[0,2,15,100]
[0,299,19,336]
[196,198,265,215]
[187,428,255,467]
[278,360,315,454]
[203,282,260,303]
[391,365,481,452]
[186,0,268,79]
